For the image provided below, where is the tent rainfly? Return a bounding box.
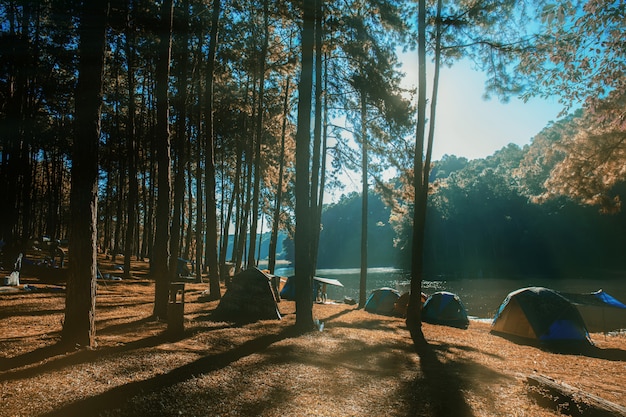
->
[213,268,281,322]
[491,287,592,346]
[560,289,626,333]
[422,291,469,329]
[364,288,401,316]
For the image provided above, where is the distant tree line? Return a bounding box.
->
[312,134,626,278]
[374,113,626,278]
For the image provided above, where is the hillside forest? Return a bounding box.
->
[314,129,626,278]
[0,0,624,344]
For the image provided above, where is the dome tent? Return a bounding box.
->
[491,287,591,346]
[213,268,281,322]
[394,291,428,318]
[422,291,469,329]
[364,287,401,316]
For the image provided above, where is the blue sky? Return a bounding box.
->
[400,56,564,160]
[329,55,566,200]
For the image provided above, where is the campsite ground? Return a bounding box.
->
[1,256,625,417]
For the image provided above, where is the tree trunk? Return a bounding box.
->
[294,0,316,332]
[170,0,190,282]
[248,0,270,268]
[236,127,253,272]
[152,0,174,319]
[183,156,194,261]
[124,14,138,279]
[112,159,125,262]
[220,142,242,280]
[406,0,428,345]
[310,0,324,263]
[195,79,204,282]
[204,0,221,298]
[359,89,368,308]
[268,77,291,274]
[62,0,108,348]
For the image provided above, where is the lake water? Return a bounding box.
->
[274,266,626,320]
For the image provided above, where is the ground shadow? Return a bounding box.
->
[0,307,64,319]
[329,317,406,334]
[492,332,626,361]
[0,316,237,379]
[96,316,155,336]
[318,304,359,322]
[39,327,297,417]
[404,338,476,417]
[0,342,69,373]
[0,332,164,380]
[581,345,626,361]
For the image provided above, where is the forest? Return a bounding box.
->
[0,0,624,344]
[314,133,626,278]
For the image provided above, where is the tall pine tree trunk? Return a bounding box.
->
[195,68,204,282]
[247,0,270,268]
[294,0,316,332]
[407,0,429,345]
[268,77,290,274]
[310,0,323,264]
[359,89,368,308]
[62,0,108,348]
[124,14,138,279]
[204,0,221,298]
[219,142,242,280]
[152,0,174,319]
[170,0,190,282]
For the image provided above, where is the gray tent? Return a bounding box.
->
[213,268,281,322]
[560,289,626,333]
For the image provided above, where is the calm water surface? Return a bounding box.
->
[274,266,626,319]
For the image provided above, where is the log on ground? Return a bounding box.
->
[527,374,626,417]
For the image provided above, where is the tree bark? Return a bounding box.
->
[62,0,108,348]
[294,0,316,332]
[406,0,428,344]
[268,77,290,274]
[170,0,190,282]
[527,375,626,417]
[247,0,270,269]
[219,142,242,280]
[204,0,222,298]
[152,0,174,319]
[124,11,138,279]
[359,89,368,308]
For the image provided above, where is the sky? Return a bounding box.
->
[399,55,564,161]
[329,55,567,200]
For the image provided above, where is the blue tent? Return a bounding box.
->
[491,287,591,346]
[422,291,469,329]
[364,288,401,316]
[279,276,296,300]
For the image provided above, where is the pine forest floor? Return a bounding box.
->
[1,255,625,417]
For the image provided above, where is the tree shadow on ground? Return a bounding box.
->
[317,304,359,322]
[401,338,512,417]
[0,316,236,379]
[408,339,474,417]
[0,307,64,319]
[0,316,162,375]
[39,327,297,417]
[327,317,406,334]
